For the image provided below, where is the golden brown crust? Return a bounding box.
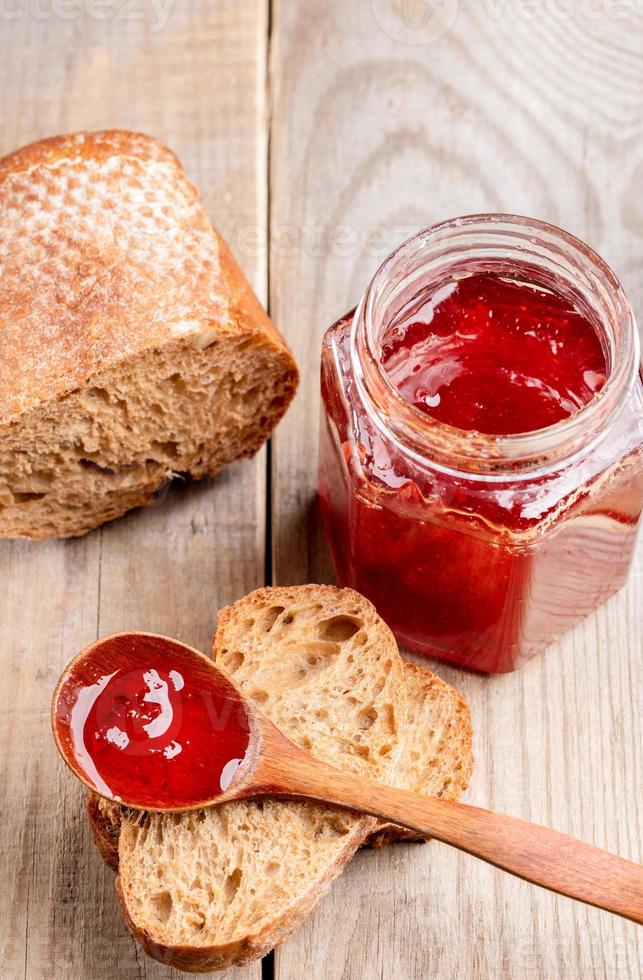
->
[216,236,295,360]
[0,130,180,181]
[0,130,296,426]
[87,795,121,871]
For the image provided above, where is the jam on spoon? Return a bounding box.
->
[53,633,252,810]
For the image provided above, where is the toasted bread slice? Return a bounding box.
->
[0,131,298,538]
[87,586,472,972]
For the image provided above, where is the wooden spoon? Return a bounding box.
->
[52,631,643,925]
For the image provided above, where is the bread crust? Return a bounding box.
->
[0,129,297,427]
[0,130,179,181]
[115,819,369,974]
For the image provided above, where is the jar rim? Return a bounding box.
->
[352,213,640,479]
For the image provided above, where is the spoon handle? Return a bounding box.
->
[263,752,643,924]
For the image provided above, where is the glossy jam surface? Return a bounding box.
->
[380,271,607,435]
[54,635,251,809]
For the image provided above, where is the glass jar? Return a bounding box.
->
[319,215,643,673]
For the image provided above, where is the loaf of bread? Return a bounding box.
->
[0,131,298,538]
[88,586,473,972]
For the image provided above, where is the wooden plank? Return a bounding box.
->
[0,2,268,978]
[268,3,643,978]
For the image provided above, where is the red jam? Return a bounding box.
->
[54,634,251,809]
[380,271,607,434]
[319,221,643,673]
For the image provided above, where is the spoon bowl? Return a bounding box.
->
[53,631,643,924]
[53,632,262,810]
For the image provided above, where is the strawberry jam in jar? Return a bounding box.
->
[319,215,643,672]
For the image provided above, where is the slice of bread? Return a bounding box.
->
[87,586,472,973]
[0,131,298,538]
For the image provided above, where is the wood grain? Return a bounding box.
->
[268,2,643,978]
[1,1,642,978]
[0,2,268,978]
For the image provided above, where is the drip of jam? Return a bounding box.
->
[54,635,251,809]
[380,271,607,435]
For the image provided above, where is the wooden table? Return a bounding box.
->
[0,3,641,978]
